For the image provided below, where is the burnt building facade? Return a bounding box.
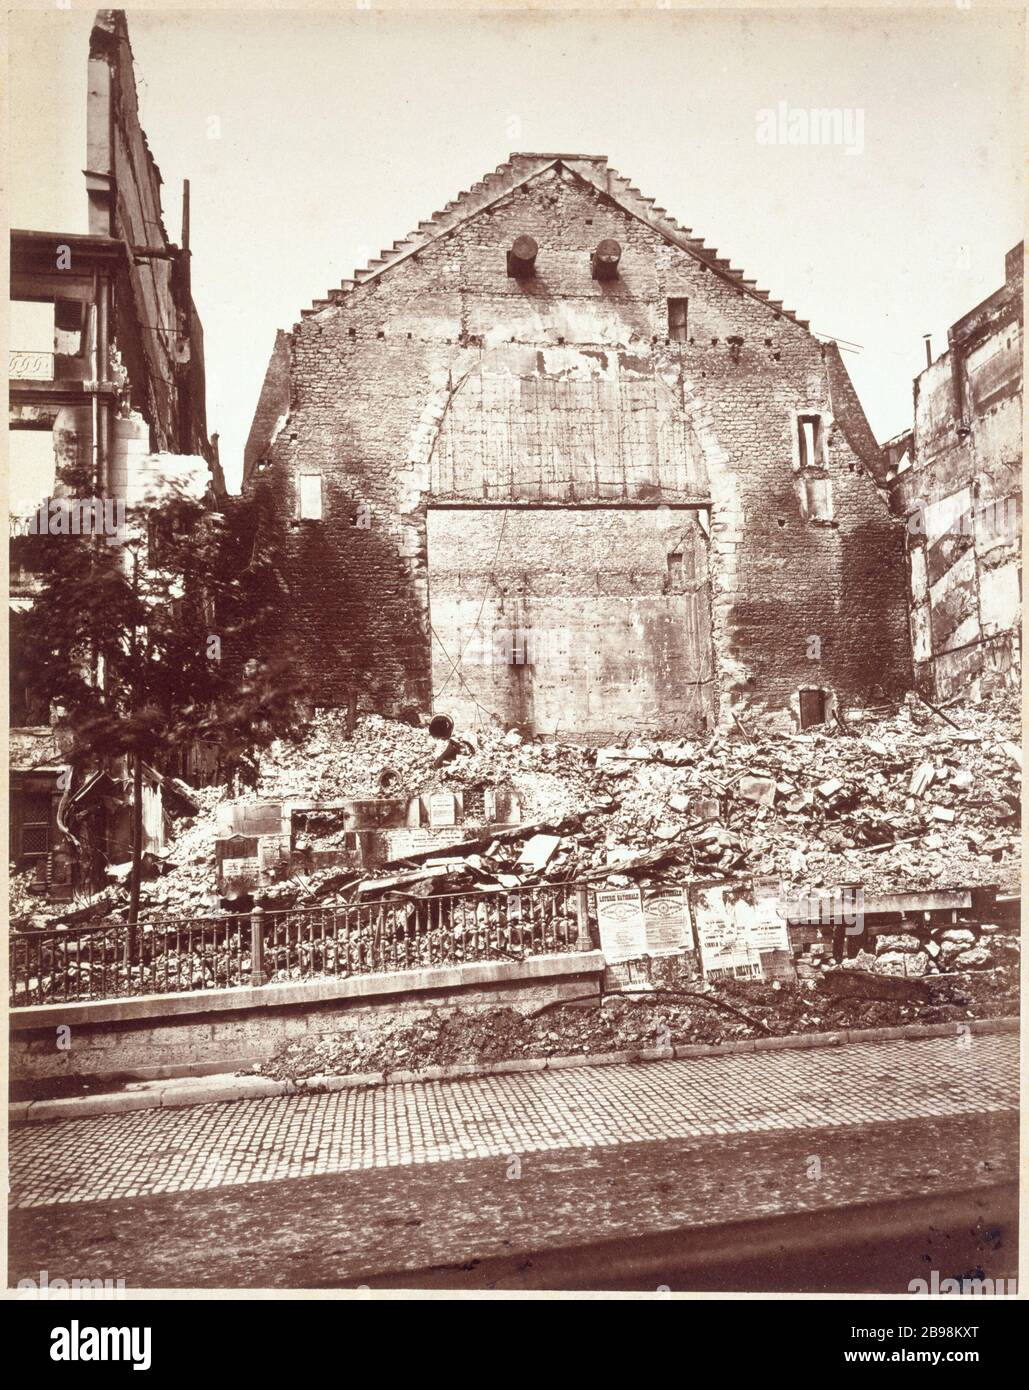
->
[8,9,217,891]
[882,244,1022,702]
[245,152,911,739]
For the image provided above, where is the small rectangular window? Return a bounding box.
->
[298,473,323,520]
[668,298,688,342]
[797,414,825,470]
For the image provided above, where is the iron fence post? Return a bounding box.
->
[573,884,591,948]
[250,904,265,986]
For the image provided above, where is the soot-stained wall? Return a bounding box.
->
[245,154,910,736]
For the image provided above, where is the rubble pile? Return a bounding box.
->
[260,689,1022,906]
[9,691,1021,935]
[256,712,593,824]
[257,964,1019,1082]
[584,691,1021,896]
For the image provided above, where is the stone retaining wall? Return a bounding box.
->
[10,952,604,1085]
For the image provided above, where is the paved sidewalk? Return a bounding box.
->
[10,1033,1017,1210]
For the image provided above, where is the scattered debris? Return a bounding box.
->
[10,695,1021,964]
[254,962,1017,1082]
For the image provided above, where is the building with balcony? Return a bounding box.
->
[8,9,219,895]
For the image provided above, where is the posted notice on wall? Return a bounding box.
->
[596,885,692,963]
[595,887,649,964]
[737,876,791,954]
[641,885,692,956]
[692,884,764,982]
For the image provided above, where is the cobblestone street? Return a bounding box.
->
[9,1034,1018,1289]
[11,1033,1017,1208]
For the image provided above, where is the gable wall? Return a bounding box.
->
[248,163,910,732]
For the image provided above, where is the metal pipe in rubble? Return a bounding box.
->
[96,273,110,495]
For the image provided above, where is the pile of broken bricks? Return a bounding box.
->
[11,692,1021,991]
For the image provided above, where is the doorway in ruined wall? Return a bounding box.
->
[425,506,716,739]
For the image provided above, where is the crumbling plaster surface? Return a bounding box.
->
[888,251,1022,702]
[248,159,910,732]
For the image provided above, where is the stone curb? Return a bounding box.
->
[9,1016,1018,1125]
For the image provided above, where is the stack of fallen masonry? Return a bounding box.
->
[585,692,1021,898]
[839,918,1020,980]
[10,693,1019,943]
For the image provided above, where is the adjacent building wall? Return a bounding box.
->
[8,8,217,891]
[246,154,912,737]
[87,8,213,465]
[885,245,1022,701]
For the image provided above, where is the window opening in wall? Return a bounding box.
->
[9,300,55,380]
[797,414,824,470]
[665,550,684,591]
[803,474,834,522]
[298,473,323,520]
[668,298,688,343]
[799,688,828,729]
[9,427,57,515]
[795,412,834,522]
[19,787,53,865]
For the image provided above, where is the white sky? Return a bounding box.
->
[8,5,1024,492]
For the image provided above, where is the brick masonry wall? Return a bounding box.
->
[246,159,911,732]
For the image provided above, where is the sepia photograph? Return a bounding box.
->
[2,0,1023,1337]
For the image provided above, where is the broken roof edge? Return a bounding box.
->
[293,151,813,335]
[820,339,895,493]
[241,329,294,491]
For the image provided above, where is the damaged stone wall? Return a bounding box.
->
[243,329,292,488]
[87,9,212,463]
[427,507,716,737]
[885,245,1022,701]
[246,154,911,734]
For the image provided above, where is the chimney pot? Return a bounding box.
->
[591,238,622,280]
[507,235,538,277]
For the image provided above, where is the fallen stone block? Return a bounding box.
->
[820,967,932,1003]
[874,933,924,955]
[738,775,776,807]
[876,950,933,978]
[952,945,995,970]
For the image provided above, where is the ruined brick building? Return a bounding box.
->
[9,9,218,891]
[882,244,1022,702]
[244,152,912,739]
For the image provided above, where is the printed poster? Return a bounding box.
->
[641,885,692,956]
[739,877,791,953]
[595,887,648,964]
[691,884,764,982]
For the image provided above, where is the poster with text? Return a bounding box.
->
[595,887,648,964]
[691,884,764,982]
